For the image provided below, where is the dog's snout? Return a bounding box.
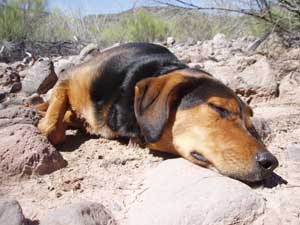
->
[256,151,278,171]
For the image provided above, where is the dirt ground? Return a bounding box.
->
[0,95,299,224]
[252,99,300,224]
[0,129,166,223]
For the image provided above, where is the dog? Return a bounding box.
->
[37,42,278,182]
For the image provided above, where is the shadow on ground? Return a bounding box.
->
[56,130,94,152]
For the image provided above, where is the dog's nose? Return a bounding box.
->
[256,151,278,171]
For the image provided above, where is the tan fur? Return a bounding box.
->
[38,81,69,145]
[140,70,265,180]
[38,59,119,145]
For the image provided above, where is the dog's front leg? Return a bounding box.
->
[38,81,69,145]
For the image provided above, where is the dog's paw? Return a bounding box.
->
[38,119,65,145]
[38,118,55,136]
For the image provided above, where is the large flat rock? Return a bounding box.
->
[21,59,57,95]
[126,159,265,225]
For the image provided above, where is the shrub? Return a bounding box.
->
[0,0,47,41]
[101,9,170,45]
[32,8,72,42]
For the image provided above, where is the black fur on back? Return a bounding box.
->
[90,42,188,139]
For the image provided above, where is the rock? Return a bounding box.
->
[231,36,257,53]
[0,41,26,63]
[126,159,265,225]
[188,62,204,70]
[8,70,20,83]
[24,93,44,106]
[40,201,117,225]
[286,144,300,162]
[236,56,277,97]
[189,51,207,63]
[1,96,27,108]
[9,82,22,93]
[252,209,281,225]
[0,62,9,71]
[9,61,25,71]
[186,37,196,46]
[0,67,20,89]
[0,199,25,225]
[251,117,272,141]
[200,40,214,59]
[18,70,27,79]
[79,43,98,61]
[166,37,176,46]
[204,55,278,99]
[0,105,40,128]
[0,124,67,178]
[53,58,75,76]
[212,33,228,48]
[180,54,192,64]
[279,71,300,103]
[255,33,288,58]
[22,58,57,95]
[284,48,300,60]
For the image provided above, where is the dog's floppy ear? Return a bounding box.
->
[134,73,193,143]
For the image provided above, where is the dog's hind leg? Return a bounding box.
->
[38,81,69,145]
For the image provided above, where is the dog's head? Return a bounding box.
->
[134,69,278,182]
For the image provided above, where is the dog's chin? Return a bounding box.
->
[222,169,273,184]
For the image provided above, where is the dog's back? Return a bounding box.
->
[87,43,187,138]
[89,43,186,105]
[56,43,187,139]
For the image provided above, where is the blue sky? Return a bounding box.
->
[47,0,221,15]
[48,0,157,15]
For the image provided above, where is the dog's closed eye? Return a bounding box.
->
[208,103,231,118]
[191,151,209,163]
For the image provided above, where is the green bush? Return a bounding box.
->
[270,7,300,33]
[0,0,47,41]
[246,18,270,37]
[0,0,25,40]
[32,8,72,41]
[101,9,170,45]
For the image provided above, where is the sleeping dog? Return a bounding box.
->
[38,42,278,182]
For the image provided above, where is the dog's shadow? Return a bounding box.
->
[56,130,95,152]
[150,150,179,160]
[248,173,288,188]
[263,173,288,188]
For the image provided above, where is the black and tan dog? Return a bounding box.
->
[37,42,278,182]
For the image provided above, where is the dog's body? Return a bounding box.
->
[38,43,278,182]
